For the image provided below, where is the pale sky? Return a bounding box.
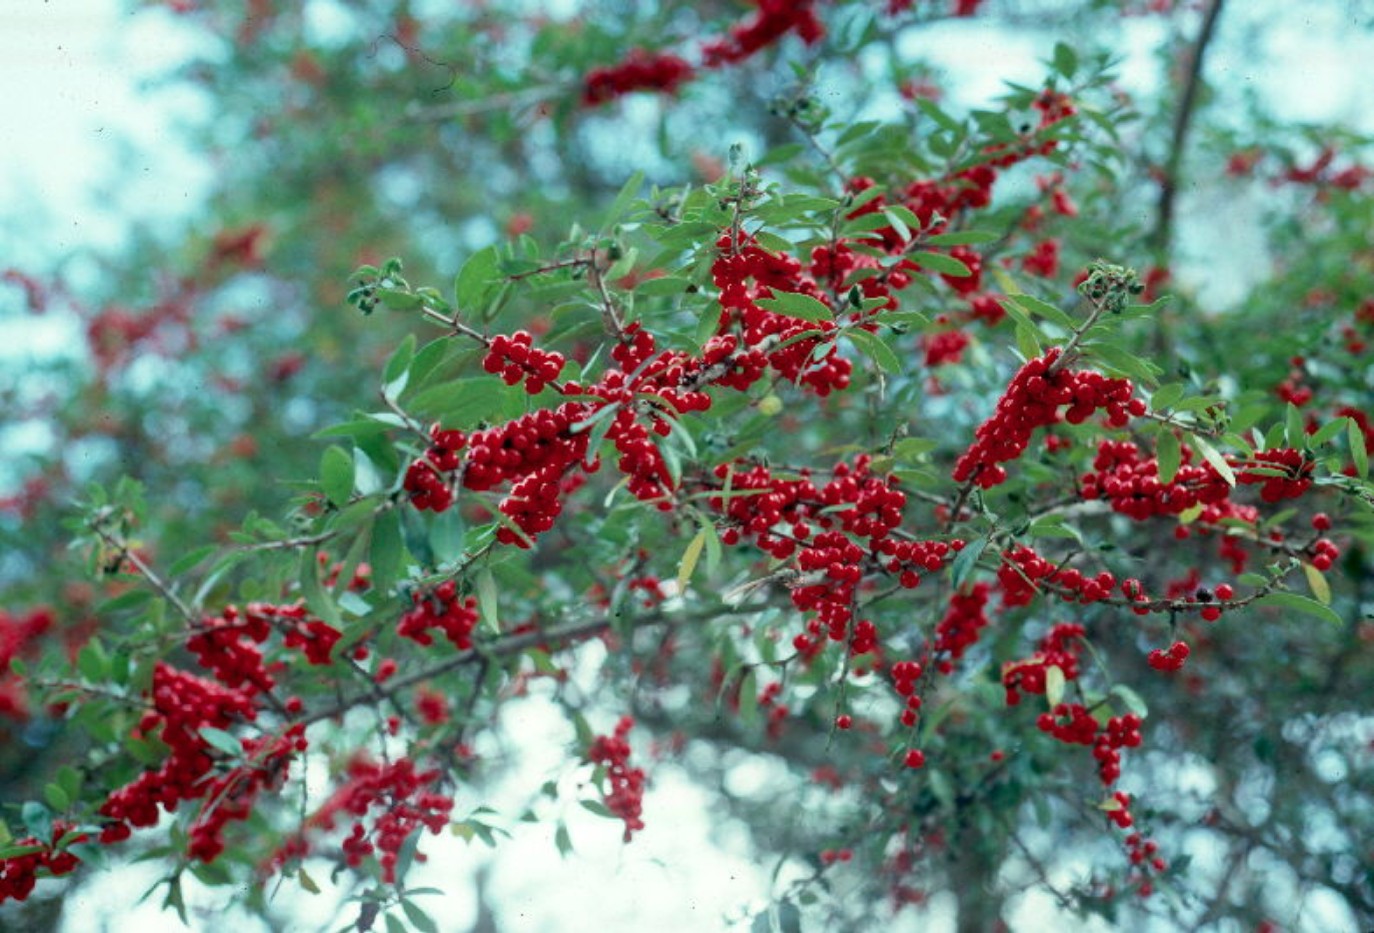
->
[1,2,1369,931]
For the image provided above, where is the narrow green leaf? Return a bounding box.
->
[299,548,343,629]
[1285,403,1305,448]
[454,245,501,310]
[845,328,902,374]
[950,537,987,590]
[199,726,243,758]
[914,251,972,277]
[923,230,998,246]
[1192,436,1235,486]
[1110,684,1149,718]
[601,170,645,231]
[43,784,70,813]
[1150,383,1185,412]
[167,545,217,578]
[1349,418,1368,479]
[383,333,416,390]
[1045,665,1066,708]
[476,568,499,633]
[1156,431,1181,485]
[1255,591,1342,626]
[1302,563,1332,605]
[1008,293,1076,331]
[754,291,833,323]
[320,446,355,506]
[1014,322,1042,360]
[676,528,708,594]
[369,510,404,595]
[401,900,439,933]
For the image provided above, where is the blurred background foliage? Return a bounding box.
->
[2,0,1374,930]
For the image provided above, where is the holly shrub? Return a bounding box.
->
[2,1,1373,930]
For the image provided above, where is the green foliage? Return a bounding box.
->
[2,1,1374,932]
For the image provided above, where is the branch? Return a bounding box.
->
[1149,0,1227,254]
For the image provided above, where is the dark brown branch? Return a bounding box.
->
[1150,0,1227,254]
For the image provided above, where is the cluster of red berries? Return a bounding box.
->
[1124,831,1168,897]
[1021,238,1061,278]
[586,716,647,842]
[931,583,992,669]
[297,755,454,883]
[1147,640,1191,672]
[878,537,959,590]
[1001,622,1085,706]
[891,660,925,728]
[1105,791,1134,829]
[1080,440,1232,520]
[997,545,1116,608]
[1092,714,1143,786]
[582,49,696,106]
[0,606,53,719]
[99,663,259,845]
[1236,447,1314,502]
[1036,701,1099,746]
[701,0,824,67]
[482,331,566,394]
[398,580,479,650]
[923,329,970,367]
[189,725,307,862]
[0,823,82,904]
[712,232,852,396]
[756,681,790,739]
[953,349,1142,489]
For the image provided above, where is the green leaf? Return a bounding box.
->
[476,568,499,633]
[454,245,501,311]
[1150,383,1185,412]
[199,726,243,758]
[1302,563,1332,605]
[1192,436,1235,486]
[633,275,691,297]
[914,251,972,277]
[1350,418,1369,479]
[167,545,217,578]
[923,230,998,247]
[383,332,416,394]
[320,446,355,506]
[1110,684,1149,718]
[1052,41,1078,78]
[1007,293,1075,331]
[1014,322,1042,360]
[676,528,708,594]
[950,537,987,590]
[601,170,645,231]
[1156,431,1181,485]
[1082,342,1162,383]
[369,510,404,595]
[376,289,423,311]
[1285,403,1305,448]
[554,823,573,858]
[401,899,439,933]
[77,640,109,683]
[1306,417,1348,449]
[845,328,902,374]
[407,378,506,425]
[914,97,963,134]
[297,867,320,895]
[1254,591,1342,626]
[737,668,759,730]
[43,784,70,812]
[754,291,833,323]
[299,548,343,629]
[1045,665,1066,708]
